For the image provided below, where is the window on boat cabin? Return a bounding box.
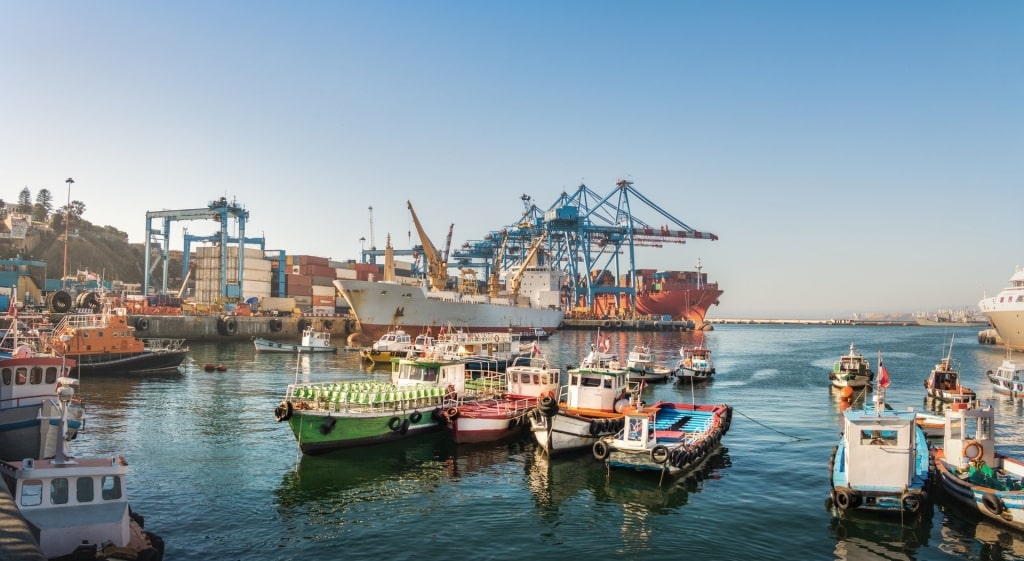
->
[582,377,601,388]
[77,476,94,503]
[604,378,613,389]
[20,480,43,507]
[860,429,898,446]
[50,478,69,505]
[15,367,27,385]
[628,418,645,441]
[102,475,122,500]
[29,367,42,385]
[44,367,58,385]
[570,374,580,386]
[423,368,438,383]
[1,368,10,385]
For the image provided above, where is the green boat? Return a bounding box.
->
[274,354,469,455]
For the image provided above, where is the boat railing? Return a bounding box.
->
[288,382,447,414]
[140,338,188,351]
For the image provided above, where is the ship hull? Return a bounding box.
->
[335,279,565,341]
[980,308,1024,351]
[633,287,723,324]
[66,350,190,376]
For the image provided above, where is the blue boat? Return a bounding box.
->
[828,358,931,516]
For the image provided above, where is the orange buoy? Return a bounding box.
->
[840,386,854,401]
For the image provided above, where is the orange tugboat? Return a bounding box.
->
[45,305,189,376]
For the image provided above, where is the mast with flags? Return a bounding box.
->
[874,351,891,414]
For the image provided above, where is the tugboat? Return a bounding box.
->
[923,335,976,404]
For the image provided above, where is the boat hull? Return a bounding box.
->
[66,350,189,375]
[676,367,715,383]
[252,337,337,353]
[287,408,443,455]
[334,279,565,342]
[528,408,623,455]
[0,401,85,461]
[982,309,1024,351]
[933,449,1024,531]
[447,405,531,444]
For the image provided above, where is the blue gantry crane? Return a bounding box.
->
[143,197,255,299]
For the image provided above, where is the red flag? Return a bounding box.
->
[7,298,15,318]
[532,343,541,356]
[878,358,891,388]
[600,336,611,353]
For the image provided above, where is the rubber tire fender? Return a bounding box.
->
[593,440,610,461]
[651,445,670,464]
[274,400,293,422]
[983,492,1005,515]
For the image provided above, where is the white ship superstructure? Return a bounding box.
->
[980,266,1024,351]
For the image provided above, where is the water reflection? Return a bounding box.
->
[829,504,934,561]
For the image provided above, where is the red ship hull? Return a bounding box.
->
[589,269,722,325]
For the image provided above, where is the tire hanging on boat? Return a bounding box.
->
[982,492,1005,515]
[592,440,610,461]
[274,400,293,422]
[409,411,422,424]
[651,445,670,464]
[388,416,402,431]
[319,416,337,434]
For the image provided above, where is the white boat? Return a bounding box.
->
[528,344,636,455]
[829,343,874,390]
[334,202,564,343]
[624,344,673,382]
[444,352,560,444]
[986,351,1024,398]
[979,266,1024,351]
[0,344,85,462]
[676,346,715,383]
[0,385,164,560]
[828,364,931,517]
[252,326,337,353]
[358,328,414,364]
[932,402,1024,532]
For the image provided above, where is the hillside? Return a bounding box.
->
[1,220,183,287]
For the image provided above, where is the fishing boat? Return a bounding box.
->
[431,328,531,371]
[444,352,560,444]
[0,384,164,560]
[828,357,931,517]
[923,335,976,404]
[986,352,1024,398]
[528,344,637,455]
[44,305,189,375]
[359,328,414,364]
[676,346,715,383]
[979,266,1024,351]
[274,352,470,455]
[829,343,874,390]
[252,325,337,353]
[624,344,673,383]
[591,396,732,484]
[0,347,84,462]
[335,202,565,343]
[510,327,551,342]
[932,402,1024,531]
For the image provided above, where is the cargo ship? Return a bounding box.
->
[584,263,723,328]
[979,266,1024,351]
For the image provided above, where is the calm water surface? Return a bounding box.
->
[71,325,1024,560]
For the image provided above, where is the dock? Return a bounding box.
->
[0,487,45,561]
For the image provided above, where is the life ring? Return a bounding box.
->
[963,440,984,462]
[324,320,334,330]
[592,440,610,461]
[493,334,500,342]
[274,400,293,422]
[982,491,1005,514]
[651,445,670,464]
[446,407,459,420]
[409,411,422,423]
[388,416,402,431]
[136,317,150,331]
[269,318,283,332]
[539,394,556,410]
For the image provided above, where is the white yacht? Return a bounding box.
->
[979,266,1024,351]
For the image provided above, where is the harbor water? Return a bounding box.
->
[70,325,1024,560]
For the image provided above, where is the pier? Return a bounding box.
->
[0,487,45,561]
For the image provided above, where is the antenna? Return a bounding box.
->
[368,206,376,250]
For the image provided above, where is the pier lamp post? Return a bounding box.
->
[359,237,366,262]
[62,177,74,291]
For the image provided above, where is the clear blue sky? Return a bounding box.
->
[3,2,1021,319]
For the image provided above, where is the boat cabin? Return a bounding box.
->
[391,356,467,394]
[505,356,559,397]
[942,403,997,468]
[372,330,412,351]
[1,353,75,408]
[841,409,920,492]
[566,361,628,411]
[618,406,656,450]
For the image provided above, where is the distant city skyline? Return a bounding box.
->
[3,2,1021,319]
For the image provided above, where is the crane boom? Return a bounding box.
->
[488,231,509,298]
[406,200,449,291]
[508,232,547,299]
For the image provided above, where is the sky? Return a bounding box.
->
[2,1,1021,319]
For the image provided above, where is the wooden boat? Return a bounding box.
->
[0,346,83,462]
[828,369,931,517]
[986,351,1024,398]
[592,396,732,483]
[528,344,637,455]
[676,345,715,384]
[932,402,1024,531]
[45,305,189,375]
[275,352,471,455]
[444,352,560,444]
[0,388,164,560]
[359,328,413,364]
[828,343,874,390]
[923,335,976,404]
[625,344,673,383]
[253,325,337,353]
[431,329,531,371]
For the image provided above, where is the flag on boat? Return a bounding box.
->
[532,343,542,356]
[878,355,891,388]
[600,336,611,353]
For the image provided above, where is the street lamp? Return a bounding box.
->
[359,237,366,262]
[63,178,74,291]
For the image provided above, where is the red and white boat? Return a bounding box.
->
[444,351,560,444]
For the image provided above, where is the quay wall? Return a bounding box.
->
[0,487,46,561]
[126,315,358,343]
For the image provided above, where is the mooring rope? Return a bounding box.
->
[732,407,809,441]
